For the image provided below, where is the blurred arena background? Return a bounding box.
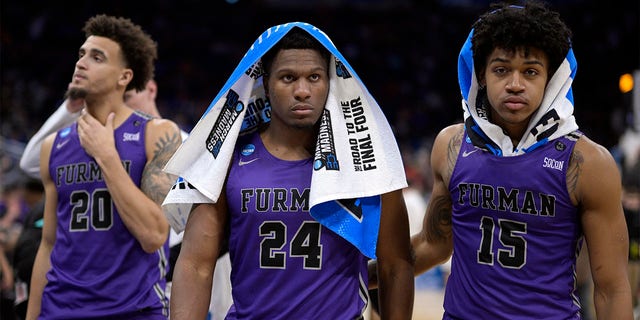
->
[2,0,638,152]
[1,1,638,319]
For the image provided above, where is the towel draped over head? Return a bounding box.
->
[162,22,407,259]
[458,29,579,156]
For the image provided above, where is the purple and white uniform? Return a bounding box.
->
[43,111,168,319]
[225,132,368,320]
[443,131,583,320]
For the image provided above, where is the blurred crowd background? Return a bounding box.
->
[2,0,638,157]
[0,1,639,319]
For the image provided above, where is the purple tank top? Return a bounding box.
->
[443,131,583,319]
[43,111,168,319]
[225,132,368,320]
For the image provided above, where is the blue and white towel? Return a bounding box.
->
[162,22,407,259]
[458,30,579,156]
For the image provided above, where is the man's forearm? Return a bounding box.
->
[377,259,414,319]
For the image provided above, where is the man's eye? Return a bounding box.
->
[494,67,507,74]
[525,69,539,76]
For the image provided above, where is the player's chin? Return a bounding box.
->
[66,87,88,100]
[290,119,317,130]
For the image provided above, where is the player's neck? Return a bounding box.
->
[260,127,315,161]
[85,101,133,127]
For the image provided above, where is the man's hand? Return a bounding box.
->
[78,112,117,161]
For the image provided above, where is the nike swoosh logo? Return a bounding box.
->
[56,140,70,149]
[238,158,259,166]
[462,148,479,157]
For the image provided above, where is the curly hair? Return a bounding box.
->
[471,1,572,79]
[83,14,157,92]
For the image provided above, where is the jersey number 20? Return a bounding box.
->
[69,189,113,231]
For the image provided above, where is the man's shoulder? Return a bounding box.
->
[429,123,465,184]
[439,123,465,135]
[568,133,619,199]
[140,117,182,162]
[144,118,182,139]
[434,123,464,150]
[572,134,616,168]
[569,132,598,154]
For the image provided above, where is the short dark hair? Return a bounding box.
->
[83,14,157,92]
[472,1,572,78]
[260,27,331,75]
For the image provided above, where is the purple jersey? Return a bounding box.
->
[225,132,368,320]
[43,111,169,319]
[443,131,583,320]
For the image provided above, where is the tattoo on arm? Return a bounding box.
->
[141,130,181,205]
[444,129,463,184]
[426,195,452,243]
[424,128,461,243]
[567,149,583,199]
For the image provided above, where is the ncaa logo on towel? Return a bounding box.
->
[206,89,244,158]
[335,59,351,79]
[313,109,340,171]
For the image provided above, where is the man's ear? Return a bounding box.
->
[146,79,158,99]
[119,69,133,87]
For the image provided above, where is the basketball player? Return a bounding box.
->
[20,79,234,320]
[169,27,414,319]
[383,1,632,319]
[26,15,181,319]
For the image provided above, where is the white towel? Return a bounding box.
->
[458,30,579,156]
[162,22,407,258]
